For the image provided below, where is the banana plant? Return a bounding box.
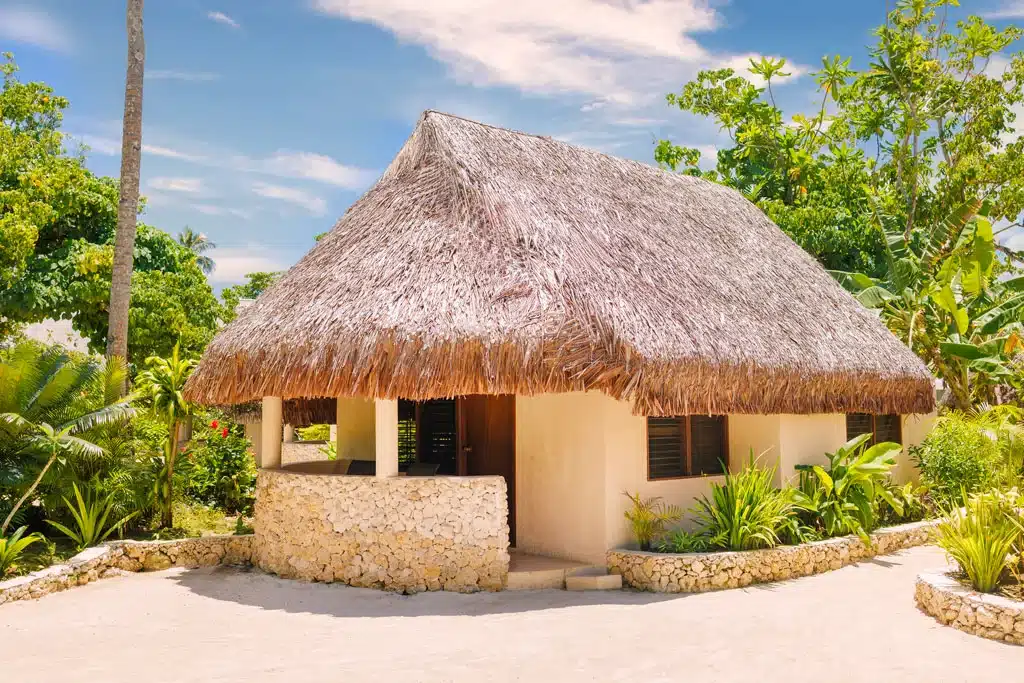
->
[830,197,1024,409]
[793,434,903,545]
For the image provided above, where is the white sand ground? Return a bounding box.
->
[1,545,1017,683]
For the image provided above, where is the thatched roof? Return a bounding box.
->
[185,111,934,416]
[219,398,337,426]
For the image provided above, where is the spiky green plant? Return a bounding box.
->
[0,525,42,576]
[623,492,682,551]
[693,454,795,551]
[45,483,138,551]
[937,489,1021,593]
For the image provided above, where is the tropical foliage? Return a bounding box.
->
[0,526,42,576]
[658,1,1024,406]
[623,493,682,551]
[936,488,1022,593]
[0,343,134,535]
[793,434,904,544]
[45,482,138,551]
[135,345,198,528]
[690,456,797,551]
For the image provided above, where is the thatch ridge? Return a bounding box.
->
[185,110,934,415]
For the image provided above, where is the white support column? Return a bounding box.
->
[261,396,283,469]
[283,424,295,443]
[374,398,399,478]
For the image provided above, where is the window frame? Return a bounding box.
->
[645,415,730,481]
[845,413,903,446]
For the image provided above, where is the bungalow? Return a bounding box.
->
[183,111,935,592]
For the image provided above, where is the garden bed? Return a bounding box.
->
[608,519,937,593]
[0,534,253,606]
[916,571,1024,645]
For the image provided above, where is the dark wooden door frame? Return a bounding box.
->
[456,395,516,545]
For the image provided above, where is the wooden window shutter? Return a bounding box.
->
[647,417,685,479]
[690,415,727,475]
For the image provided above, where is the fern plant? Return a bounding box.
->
[45,483,139,551]
[623,492,682,551]
[0,525,42,576]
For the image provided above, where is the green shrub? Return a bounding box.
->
[656,529,712,553]
[45,482,138,551]
[793,434,902,544]
[296,424,330,441]
[623,492,682,551]
[914,413,1001,504]
[693,455,796,551]
[875,481,932,527]
[937,489,1021,593]
[0,526,42,576]
[183,416,256,514]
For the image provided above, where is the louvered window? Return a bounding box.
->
[396,399,458,474]
[647,415,728,480]
[846,413,902,446]
[397,400,417,470]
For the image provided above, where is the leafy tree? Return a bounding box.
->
[0,54,118,300]
[177,227,216,275]
[656,1,1024,278]
[0,344,134,535]
[135,345,196,528]
[221,271,280,323]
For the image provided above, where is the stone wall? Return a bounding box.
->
[916,571,1024,645]
[282,441,330,465]
[0,535,253,606]
[253,470,510,593]
[607,519,936,593]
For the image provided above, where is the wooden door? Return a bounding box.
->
[458,395,516,545]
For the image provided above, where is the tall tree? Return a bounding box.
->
[106,0,145,369]
[177,227,216,274]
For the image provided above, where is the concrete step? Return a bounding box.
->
[506,567,570,590]
[565,566,622,591]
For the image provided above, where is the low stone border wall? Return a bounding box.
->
[915,571,1024,645]
[254,469,510,593]
[607,519,937,593]
[0,534,254,606]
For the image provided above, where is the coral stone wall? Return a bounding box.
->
[608,520,936,593]
[0,535,254,606]
[916,572,1024,645]
[253,470,510,593]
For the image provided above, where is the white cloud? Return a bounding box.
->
[0,7,71,52]
[148,177,204,193]
[149,70,221,82]
[251,182,327,215]
[208,247,288,284]
[191,204,251,219]
[984,2,1024,19]
[75,133,371,190]
[207,10,240,28]
[253,151,376,188]
[312,0,801,104]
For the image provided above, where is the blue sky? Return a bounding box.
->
[2,0,1023,288]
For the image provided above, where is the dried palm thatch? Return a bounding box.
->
[185,111,934,416]
[219,398,337,425]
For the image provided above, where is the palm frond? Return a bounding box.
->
[63,401,135,435]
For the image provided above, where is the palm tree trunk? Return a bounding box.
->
[1,450,58,536]
[106,0,146,378]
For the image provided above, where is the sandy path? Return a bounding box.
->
[1,545,1015,682]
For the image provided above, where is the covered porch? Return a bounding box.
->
[248,395,515,592]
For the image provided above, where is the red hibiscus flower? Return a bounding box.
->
[210,419,219,429]
[221,427,229,438]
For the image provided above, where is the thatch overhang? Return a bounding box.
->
[184,111,935,416]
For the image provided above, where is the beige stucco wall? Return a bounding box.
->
[515,393,610,563]
[336,397,376,461]
[896,411,938,482]
[515,392,936,563]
